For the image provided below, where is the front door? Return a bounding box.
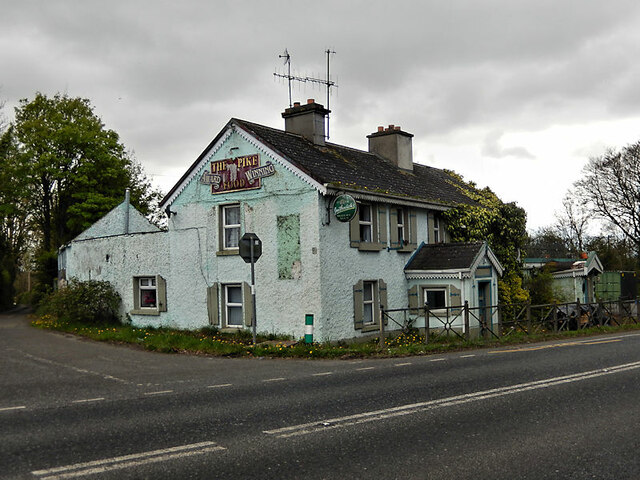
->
[477,281,492,332]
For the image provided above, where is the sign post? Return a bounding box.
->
[239,233,262,344]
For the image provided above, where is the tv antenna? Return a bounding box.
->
[274,49,338,139]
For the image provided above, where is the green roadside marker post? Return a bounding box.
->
[305,314,314,344]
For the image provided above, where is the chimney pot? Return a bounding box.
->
[377,126,384,132]
[294,102,301,107]
[388,124,395,130]
[394,126,401,131]
[307,98,315,104]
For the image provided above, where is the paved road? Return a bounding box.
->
[2,309,640,479]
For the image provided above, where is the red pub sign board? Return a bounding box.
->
[199,154,275,194]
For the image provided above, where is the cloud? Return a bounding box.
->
[481,130,535,159]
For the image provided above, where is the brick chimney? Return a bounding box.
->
[367,125,414,171]
[282,99,329,146]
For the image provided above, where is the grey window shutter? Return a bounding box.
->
[409,210,418,248]
[389,208,399,247]
[408,284,419,312]
[242,282,253,326]
[349,213,360,247]
[353,280,364,330]
[132,277,140,309]
[378,279,388,326]
[157,275,167,312]
[207,284,219,325]
[428,212,435,244]
[378,206,388,245]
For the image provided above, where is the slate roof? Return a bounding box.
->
[232,119,478,206]
[405,242,485,271]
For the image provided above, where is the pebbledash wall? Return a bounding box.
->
[59,102,504,341]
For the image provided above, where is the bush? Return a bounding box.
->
[41,279,121,324]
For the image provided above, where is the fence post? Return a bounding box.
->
[636,297,639,324]
[424,302,430,345]
[379,304,385,349]
[526,302,532,334]
[497,304,502,336]
[576,298,582,329]
[552,301,558,333]
[464,301,470,341]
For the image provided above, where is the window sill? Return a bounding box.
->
[362,323,381,333]
[355,242,384,252]
[221,326,245,333]
[216,249,239,256]
[130,308,161,316]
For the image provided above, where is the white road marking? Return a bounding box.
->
[144,390,173,396]
[262,377,286,383]
[264,360,640,438]
[31,441,225,479]
[207,383,232,388]
[460,354,476,358]
[14,351,130,384]
[0,405,26,412]
[312,372,333,376]
[394,362,412,367]
[71,398,104,404]
[355,367,375,371]
[429,358,445,362]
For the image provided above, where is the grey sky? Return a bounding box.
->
[3,0,640,229]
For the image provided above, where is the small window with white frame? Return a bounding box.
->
[139,277,157,308]
[396,207,405,244]
[363,280,376,325]
[433,215,441,243]
[224,284,243,327]
[359,204,373,243]
[423,287,447,310]
[222,204,241,250]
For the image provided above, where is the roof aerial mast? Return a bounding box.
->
[273,49,338,139]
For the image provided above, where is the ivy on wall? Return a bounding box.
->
[442,172,529,305]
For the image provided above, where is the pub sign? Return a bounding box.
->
[200,154,275,194]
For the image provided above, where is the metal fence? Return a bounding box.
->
[379,298,640,346]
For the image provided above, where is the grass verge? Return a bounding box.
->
[31,314,640,359]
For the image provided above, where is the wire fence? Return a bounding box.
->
[379,298,640,347]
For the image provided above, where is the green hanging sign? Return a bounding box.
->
[333,194,358,222]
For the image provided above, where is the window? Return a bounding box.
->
[139,277,157,308]
[225,284,243,327]
[390,207,417,251]
[349,203,385,251]
[222,204,241,250]
[131,275,167,315]
[363,281,375,325]
[433,216,441,243]
[396,208,405,244]
[424,287,447,310]
[353,279,387,331]
[207,282,253,328]
[359,204,373,242]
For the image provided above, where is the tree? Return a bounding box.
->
[6,92,162,295]
[443,176,529,305]
[575,142,640,255]
[525,227,570,259]
[554,195,590,256]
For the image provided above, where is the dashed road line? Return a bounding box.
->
[312,372,333,376]
[144,390,173,396]
[207,383,232,388]
[262,377,286,383]
[31,441,226,479]
[460,355,476,358]
[71,398,105,404]
[394,362,412,367]
[264,360,640,438]
[430,358,445,362]
[355,367,375,371]
[0,405,26,412]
